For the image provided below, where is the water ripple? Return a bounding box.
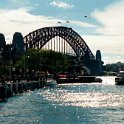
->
[0,77,124,124]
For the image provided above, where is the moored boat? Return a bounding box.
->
[45,73,57,87]
[57,75,102,84]
[115,71,124,85]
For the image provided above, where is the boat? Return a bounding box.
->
[45,73,57,87]
[56,73,102,84]
[115,71,124,85]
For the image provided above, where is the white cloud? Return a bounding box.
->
[10,0,20,3]
[0,8,97,44]
[103,56,124,64]
[50,1,73,9]
[10,0,30,4]
[84,0,124,64]
[83,35,124,64]
[70,20,97,28]
[0,8,61,43]
[83,35,124,54]
[34,4,39,7]
[9,0,38,11]
[91,0,124,36]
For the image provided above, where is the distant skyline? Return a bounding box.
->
[0,0,124,64]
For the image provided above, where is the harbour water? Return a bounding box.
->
[0,76,124,124]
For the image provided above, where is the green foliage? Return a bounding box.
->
[103,62,124,73]
[14,49,68,73]
[0,60,9,75]
[0,66,9,75]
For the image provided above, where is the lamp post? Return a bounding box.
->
[23,46,27,79]
[24,56,25,79]
[19,69,22,80]
[10,47,12,82]
[24,55,30,79]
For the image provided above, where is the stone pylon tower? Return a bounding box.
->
[12,32,24,63]
[0,33,6,61]
[96,50,103,75]
[96,50,101,61]
[0,33,6,50]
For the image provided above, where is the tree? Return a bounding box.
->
[14,49,68,74]
[103,62,124,75]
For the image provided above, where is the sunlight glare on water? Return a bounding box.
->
[41,85,124,108]
[0,76,124,124]
[100,76,116,85]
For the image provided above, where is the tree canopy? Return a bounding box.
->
[14,49,68,74]
[103,62,124,75]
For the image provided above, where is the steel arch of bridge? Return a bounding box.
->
[24,26,95,60]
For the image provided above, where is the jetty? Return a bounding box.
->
[0,73,102,101]
[0,74,46,101]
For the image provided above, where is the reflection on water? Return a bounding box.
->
[41,89,124,108]
[0,77,124,124]
[100,76,116,85]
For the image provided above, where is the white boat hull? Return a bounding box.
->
[45,80,57,87]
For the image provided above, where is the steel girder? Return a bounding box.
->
[23,26,95,60]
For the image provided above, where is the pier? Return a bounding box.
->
[0,76,46,101]
[0,75,102,101]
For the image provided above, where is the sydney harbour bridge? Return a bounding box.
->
[0,26,103,75]
[23,26,103,75]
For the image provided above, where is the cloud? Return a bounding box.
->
[10,0,30,4]
[0,8,62,43]
[103,56,124,64]
[0,8,98,44]
[91,0,124,36]
[83,35,124,54]
[50,1,73,9]
[10,0,20,3]
[83,35,124,64]
[83,0,124,64]
[9,0,38,11]
[70,20,97,28]
[34,4,39,7]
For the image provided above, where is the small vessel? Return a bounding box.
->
[115,71,124,85]
[45,73,57,87]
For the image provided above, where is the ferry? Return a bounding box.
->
[115,71,124,85]
[56,73,102,84]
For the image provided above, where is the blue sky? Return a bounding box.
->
[0,0,124,64]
